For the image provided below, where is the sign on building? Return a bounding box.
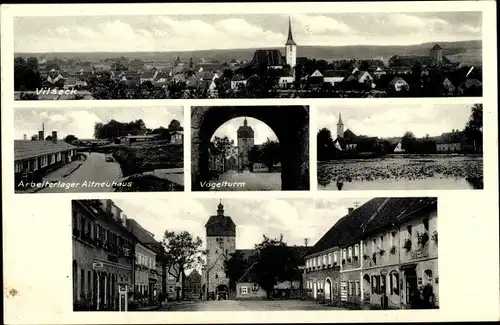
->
[92,261,103,270]
[340,281,348,302]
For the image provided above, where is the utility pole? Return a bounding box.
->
[304,238,308,247]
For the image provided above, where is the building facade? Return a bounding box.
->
[134,242,158,305]
[202,201,236,299]
[72,200,136,311]
[15,129,77,187]
[183,270,202,300]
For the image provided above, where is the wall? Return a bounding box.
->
[236,282,267,300]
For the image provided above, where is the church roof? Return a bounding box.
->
[285,17,297,46]
[249,49,287,67]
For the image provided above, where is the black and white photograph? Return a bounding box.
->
[14,106,184,193]
[316,103,483,191]
[13,12,482,100]
[72,196,438,311]
[191,105,309,191]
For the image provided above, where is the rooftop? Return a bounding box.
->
[15,140,76,161]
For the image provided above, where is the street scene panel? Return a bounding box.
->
[71,197,438,311]
[14,106,184,193]
[14,12,482,100]
[317,103,483,190]
[191,105,309,191]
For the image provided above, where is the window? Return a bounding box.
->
[354,244,359,256]
[391,231,396,247]
[372,239,376,252]
[333,252,338,263]
[423,218,429,232]
[381,275,386,295]
[372,275,381,294]
[328,253,332,265]
[407,225,412,236]
[241,287,248,294]
[348,281,352,296]
[380,235,384,250]
[80,268,85,296]
[333,282,338,295]
[323,254,327,265]
[348,247,352,258]
[215,274,218,279]
[390,272,399,295]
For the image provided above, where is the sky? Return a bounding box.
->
[14,12,482,52]
[112,197,371,250]
[210,117,277,144]
[13,106,183,140]
[317,103,476,138]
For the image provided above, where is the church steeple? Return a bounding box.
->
[285,16,297,46]
[337,111,345,138]
[243,118,248,126]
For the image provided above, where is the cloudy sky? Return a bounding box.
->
[317,103,476,138]
[14,106,183,140]
[14,12,481,52]
[113,197,371,250]
[211,117,277,144]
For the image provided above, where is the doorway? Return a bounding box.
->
[404,266,418,305]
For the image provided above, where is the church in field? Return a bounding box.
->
[332,111,379,153]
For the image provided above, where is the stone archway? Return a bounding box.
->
[191,106,310,191]
[325,278,332,304]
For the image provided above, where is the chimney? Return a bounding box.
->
[52,131,57,143]
[23,134,27,140]
[348,207,354,214]
[38,131,44,141]
[121,214,128,227]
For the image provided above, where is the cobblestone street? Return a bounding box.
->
[159,300,346,311]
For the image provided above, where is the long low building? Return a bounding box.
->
[14,131,77,187]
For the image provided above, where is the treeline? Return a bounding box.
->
[94,118,183,142]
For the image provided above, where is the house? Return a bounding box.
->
[345,70,374,85]
[126,218,161,307]
[360,198,438,309]
[170,130,184,145]
[458,78,482,96]
[72,200,137,311]
[231,74,247,90]
[166,264,183,300]
[388,77,409,92]
[154,72,170,83]
[140,69,159,84]
[434,130,467,153]
[304,197,439,310]
[182,270,202,300]
[15,130,77,188]
[440,77,456,94]
[47,69,65,85]
[373,67,387,78]
[334,129,379,153]
[323,70,350,86]
[64,76,80,89]
[120,134,161,146]
[393,142,405,153]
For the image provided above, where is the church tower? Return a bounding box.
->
[237,118,255,171]
[204,201,236,299]
[337,111,345,138]
[285,16,297,69]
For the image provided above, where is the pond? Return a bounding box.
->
[318,155,483,190]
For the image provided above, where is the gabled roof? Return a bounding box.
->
[362,198,437,236]
[310,70,323,77]
[306,198,388,256]
[435,131,465,144]
[231,74,247,82]
[431,44,442,50]
[323,70,350,78]
[206,215,236,237]
[249,49,286,67]
[142,70,157,79]
[15,140,76,161]
[388,77,408,86]
[126,218,158,245]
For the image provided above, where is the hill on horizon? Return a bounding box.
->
[16,40,482,65]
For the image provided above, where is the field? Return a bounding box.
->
[318,154,483,190]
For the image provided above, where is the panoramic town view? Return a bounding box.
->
[72,196,438,311]
[14,12,482,100]
[14,106,184,193]
[317,103,483,190]
[191,105,309,191]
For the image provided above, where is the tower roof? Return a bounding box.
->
[431,44,442,50]
[206,202,236,237]
[237,117,254,138]
[285,16,297,46]
[337,111,344,125]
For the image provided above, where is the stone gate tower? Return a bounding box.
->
[237,118,255,171]
[204,201,236,299]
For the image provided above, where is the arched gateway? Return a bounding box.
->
[191,106,310,191]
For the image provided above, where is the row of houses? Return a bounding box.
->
[303,197,438,309]
[72,199,184,311]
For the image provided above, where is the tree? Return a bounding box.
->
[64,135,78,143]
[45,135,52,141]
[189,57,194,69]
[161,230,206,301]
[464,103,483,153]
[317,128,335,161]
[168,119,183,133]
[31,134,38,141]
[401,131,417,153]
[223,251,249,292]
[260,139,280,172]
[250,234,300,299]
[212,136,234,157]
